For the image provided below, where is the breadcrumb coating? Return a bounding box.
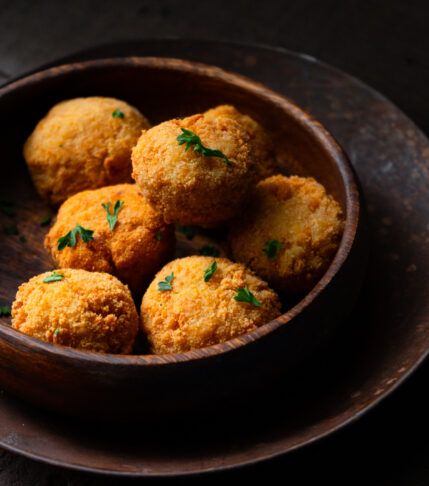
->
[131,113,255,225]
[229,175,344,293]
[44,184,175,295]
[205,104,278,180]
[12,269,139,353]
[23,97,151,206]
[141,256,281,354]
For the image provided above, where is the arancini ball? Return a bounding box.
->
[44,184,175,295]
[228,175,344,293]
[131,113,255,225]
[205,104,278,180]
[11,269,139,354]
[141,256,281,354]
[23,97,151,206]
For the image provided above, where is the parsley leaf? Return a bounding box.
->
[199,244,220,257]
[234,286,262,307]
[4,224,18,235]
[40,215,52,226]
[156,230,163,240]
[203,261,217,282]
[177,128,231,166]
[57,224,94,251]
[0,200,16,217]
[178,225,196,240]
[158,272,174,291]
[0,306,11,317]
[54,328,60,336]
[102,200,124,231]
[112,109,125,118]
[19,236,26,243]
[262,240,284,260]
[43,271,65,283]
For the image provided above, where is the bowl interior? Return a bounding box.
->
[0,57,355,361]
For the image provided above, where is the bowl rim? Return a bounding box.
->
[0,56,360,366]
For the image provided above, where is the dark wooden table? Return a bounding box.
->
[1,1,428,484]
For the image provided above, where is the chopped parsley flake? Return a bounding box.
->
[203,261,217,282]
[0,306,11,317]
[178,225,196,240]
[102,200,124,231]
[43,271,65,283]
[19,236,26,243]
[57,224,94,251]
[234,286,262,307]
[0,200,16,217]
[112,109,125,118]
[40,215,52,226]
[177,128,231,165]
[199,244,220,257]
[156,230,163,240]
[158,272,174,291]
[54,328,60,336]
[4,224,18,235]
[262,240,284,260]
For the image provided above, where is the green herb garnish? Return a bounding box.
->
[177,128,231,166]
[156,230,163,240]
[0,306,11,317]
[19,236,26,243]
[54,328,60,336]
[203,261,217,282]
[262,240,284,260]
[57,224,94,251]
[178,225,196,240]
[234,286,262,307]
[112,109,125,118]
[4,224,18,235]
[0,200,15,217]
[158,272,174,291]
[199,244,220,257]
[40,215,52,226]
[43,271,65,283]
[102,200,124,231]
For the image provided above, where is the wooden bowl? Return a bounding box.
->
[0,57,367,421]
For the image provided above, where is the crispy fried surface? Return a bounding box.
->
[132,113,255,225]
[141,256,281,354]
[44,184,175,295]
[11,269,139,353]
[229,175,344,293]
[205,104,278,180]
[23,97,151,206]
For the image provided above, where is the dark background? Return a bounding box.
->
[0,0,428,484]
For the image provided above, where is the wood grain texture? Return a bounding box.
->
[0,57,364,427]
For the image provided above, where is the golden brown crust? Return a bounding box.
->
[204,104,278,180]
[141,256,281,354]
[23,97,151,206]
[44,184,175,295]
[131,113,255,225]
[11,269,139,353]
[229,175,344,293]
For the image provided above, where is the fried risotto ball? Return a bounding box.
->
[23,97,151,206]
[132,113,255,225]
[11,269,139,353]
[229,175,344,293]
[205,104,278,180]
[44,184,175,295]
[141,256,281,354]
